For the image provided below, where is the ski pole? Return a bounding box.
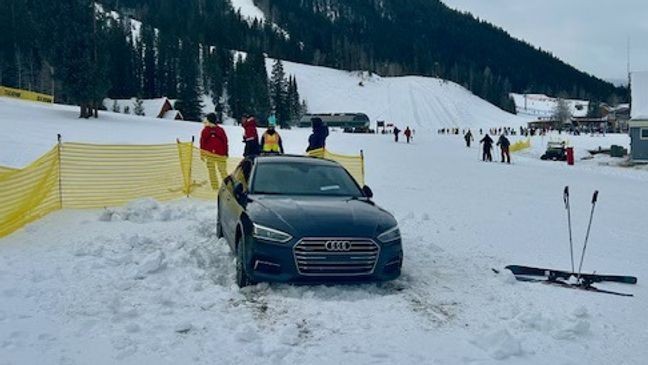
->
[577,191,599,282]
[564,186,575,273]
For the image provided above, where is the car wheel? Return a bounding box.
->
[236,234,253,288]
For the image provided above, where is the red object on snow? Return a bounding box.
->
[566,147,574,166]
[243,118,259,141]
[200,125,229,156]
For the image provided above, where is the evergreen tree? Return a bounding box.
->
[133,97,145,116]
[270,59,289,127]
[106,18,139,99]
[287,76,303,123]
[46,0,110,118]
[157,31,179,99]
[204,47,225,112]
[553,97,572,128]
[112,100,120,113]
[229,52,270,121]
[248,52,270,119]
[175,39,203,122]
[141,25,157,98]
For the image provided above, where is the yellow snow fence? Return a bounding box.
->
[306,148,365,186]
[510,138,532,153]
[0,142,365,238]
[0,85,54,103]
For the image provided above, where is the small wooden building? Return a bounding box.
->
[630,71,648,161]
[103,97,184,120]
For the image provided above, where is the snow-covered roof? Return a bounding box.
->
[104,97,171,118]
[510,93,589,118]
[631,71,648,120]
[162,110,183,120]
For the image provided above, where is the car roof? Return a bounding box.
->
[254,154,341,167]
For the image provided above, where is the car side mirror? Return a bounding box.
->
[234,182,247,203]
[362,185,374,198]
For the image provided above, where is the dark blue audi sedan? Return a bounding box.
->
[217,155,403,287]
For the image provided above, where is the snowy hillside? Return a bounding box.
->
[230,0,266,22]
[1,97,648,364]
[229,0,289,38]
[273,59,529,130]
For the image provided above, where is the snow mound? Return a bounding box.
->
[99,198,205,223]
[471,328,525,360]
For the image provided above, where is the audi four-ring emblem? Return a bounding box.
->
[325,240,352,252]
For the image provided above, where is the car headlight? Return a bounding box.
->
[377,225,401,243]
[253,223,292,243]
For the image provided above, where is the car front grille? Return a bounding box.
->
[293,238,380,276]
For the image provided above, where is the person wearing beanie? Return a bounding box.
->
[200,113,229,189]
[306,117,329,152]
[268,112,277,128]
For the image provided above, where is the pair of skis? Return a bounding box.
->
[501,187,638,297]
[499,265,637,297]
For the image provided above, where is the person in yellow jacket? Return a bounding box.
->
[260,123,284,154]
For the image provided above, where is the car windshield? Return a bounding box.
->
[251,162,363,197]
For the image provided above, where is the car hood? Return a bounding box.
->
[247,195,396,238]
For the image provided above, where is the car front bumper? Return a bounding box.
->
[243,237,403,284]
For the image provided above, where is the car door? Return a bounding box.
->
[222,161,252,243]
[220,174,235,244]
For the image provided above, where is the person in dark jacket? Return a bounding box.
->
[242,114,259,157]
[480,134,494,162]
[306,117,329,152]
[464,130,474,147]
[200,113,229,190]
[404,127,412,143]
[393,127,401,142]
[497,134,511,164]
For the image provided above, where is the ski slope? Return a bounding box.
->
[275,60,530,130]
[1,98,647,364]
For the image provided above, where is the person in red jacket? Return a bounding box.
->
[242,114,260,157]
[200,113,229,190]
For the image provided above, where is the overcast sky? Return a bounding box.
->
[440,0,648,84]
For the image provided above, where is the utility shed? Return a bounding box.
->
[630,71,648,161]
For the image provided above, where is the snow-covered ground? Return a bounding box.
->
[277,60,530,130]
[1,98,648,364]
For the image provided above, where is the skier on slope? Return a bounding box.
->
[242,114,259,157]
[404,127,412,143]
[306,117,329,152]
[479,134,494,162]
[464,130,474,148]
[200,113,229,190]
[393,126,401,142]
[497,134,511,164]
